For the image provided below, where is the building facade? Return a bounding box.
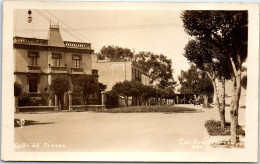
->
[14,25,100,108]
[92,54,150,106]
[92,54,149,91]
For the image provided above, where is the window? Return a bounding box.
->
[53,59,60,67]
[28,51,39,66]
[72,55,81,68]
[52,53,61,67]
[29,78,38,92]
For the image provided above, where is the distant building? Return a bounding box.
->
[92,54,150,106]
[14,24,101,108]
[92,54,149,91]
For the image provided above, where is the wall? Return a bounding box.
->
[92,60,132,91]
[14,49,48,73]
[141,74,149,85]
[15,74,48,93]
[82,53,92,74]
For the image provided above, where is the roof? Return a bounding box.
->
[47,25,65,47]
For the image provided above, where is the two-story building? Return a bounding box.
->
[14,24,100,108]
[92,54,150,106]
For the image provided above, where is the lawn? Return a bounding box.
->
[96,105,200,113]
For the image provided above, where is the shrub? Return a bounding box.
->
[97,106,198,113]
[14,82,23,97]
[105,91,119,109]
[18,92,39,106]
[204,120,245,136]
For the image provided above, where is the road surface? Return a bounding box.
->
[14,104,245,152]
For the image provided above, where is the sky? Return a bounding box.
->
[14,9,192,80]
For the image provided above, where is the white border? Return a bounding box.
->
[2,1,259,162]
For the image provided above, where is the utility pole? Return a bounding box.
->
[125,56,126,81]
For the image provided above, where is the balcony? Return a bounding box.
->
[71,68,83,74]
[64,41,91,49]
[27,66,41,73]
[14,37,48,46]
[50,66,67,74]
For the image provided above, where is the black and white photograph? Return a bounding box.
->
[2,1,259,162]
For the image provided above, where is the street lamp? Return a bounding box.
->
[28,10,32,23]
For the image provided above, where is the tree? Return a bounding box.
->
[178,65,213,107]
[140,85,155,106]
[135,52,176,89]
[181,11,248,144]
[183,39,232,128]
[197,73,214,108]
[50,76,71,110]
[164,87,176,100]
[178,64,200,96]
[112,81,133,106]
[95,52,106,60]
[72,75,101,106]
[100,45,134,61]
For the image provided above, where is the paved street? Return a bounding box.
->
[14,105,245,152]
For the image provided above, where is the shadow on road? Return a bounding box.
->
[14,119,54,128]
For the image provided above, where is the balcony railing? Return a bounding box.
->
[71,68,83,74]
[27,66,41,73]
[64,41,91,49]
[50,66,67,73]
[14,37,48,46]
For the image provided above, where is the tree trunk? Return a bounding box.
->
[60,94,64,110]
[230,74,241,145]
[57,96,60,111]
[219,78,226,129]
[208,72,226,129]
[202,94,209,108]
[85,94,88,111]
[125,96,128,107]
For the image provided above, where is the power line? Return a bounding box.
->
[33,9,96,48]
[44,9,102,50]
[60,27,85,42]
[34,10,53,23]
[16,22,182,32]
[14,9,19,36]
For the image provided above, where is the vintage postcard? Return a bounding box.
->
[1,1,259,162]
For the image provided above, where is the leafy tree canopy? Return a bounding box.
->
[99,45,134,61]
[72,75,104,100]
[50,76,71,97]
[178,65,213,96]
[181,11,248,73]
[184,39,232,80]
[135,52,176,89]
